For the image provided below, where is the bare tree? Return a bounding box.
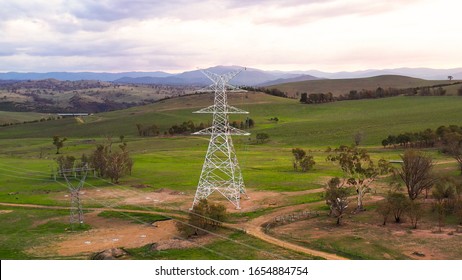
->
[407,201,423,229]
[397,150,435,200]
[448,75,453,81]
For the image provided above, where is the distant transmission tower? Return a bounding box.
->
[191,68,249,209]
[58,165,89,228]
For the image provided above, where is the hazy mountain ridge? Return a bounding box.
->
[114,66,306,86]
[0,71,172,82]
[1,66,461,86]
[257,74,321,86]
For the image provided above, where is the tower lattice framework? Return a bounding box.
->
[59,165,89,228]
[191,69,249,209]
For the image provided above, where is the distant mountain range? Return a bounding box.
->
[1,66,461,86]
[113,66,320,86]
[0,71,171,82]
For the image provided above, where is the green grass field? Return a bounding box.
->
[0,111,50,125]
[1,91,462,259]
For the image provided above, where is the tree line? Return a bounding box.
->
[240,86,288,98]
[135,118,255,137]
[382,125,462,174]
[299,87,410,104]
[2,115,60,127]
[299,83,462,105]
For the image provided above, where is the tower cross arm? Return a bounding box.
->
[199,68,245,84]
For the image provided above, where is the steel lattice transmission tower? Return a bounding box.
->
[58,165,89,228]
[191,68,249,209]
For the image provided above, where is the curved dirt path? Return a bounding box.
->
[234,201,348,260]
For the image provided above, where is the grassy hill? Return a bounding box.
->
[0,111,50,125]
[0,92,461,147]
[267,75,461,97]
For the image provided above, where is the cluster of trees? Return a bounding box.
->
[381,129,438,148]
[230,118,255,130]
[55,136,133,184]
[291,148,316,172]
[90,138,133,183]
[299,92,334,104]
[135,123,160,136]
[375,150,436,227]
[298,87,407,104]
[176,199,227,237]
[167,120,204,135]
[299,87,411,105]
[378,178,462,231]
[240,86,288,98]
[135,118,255,137]
[339,87,410,101]
[325,148,462,230]
[382,125,462,174]
[418,86,446,96]
[55,155,88,177]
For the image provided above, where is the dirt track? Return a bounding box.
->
[236,202,347,260]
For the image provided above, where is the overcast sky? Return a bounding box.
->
[0,0,461,73]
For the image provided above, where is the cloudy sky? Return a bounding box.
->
[0,0,461,73]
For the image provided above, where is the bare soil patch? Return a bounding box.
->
[33,211,181,257]
[54,187,191,208]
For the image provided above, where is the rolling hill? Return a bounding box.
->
[1,91,461,147]
[267,75,461,97]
